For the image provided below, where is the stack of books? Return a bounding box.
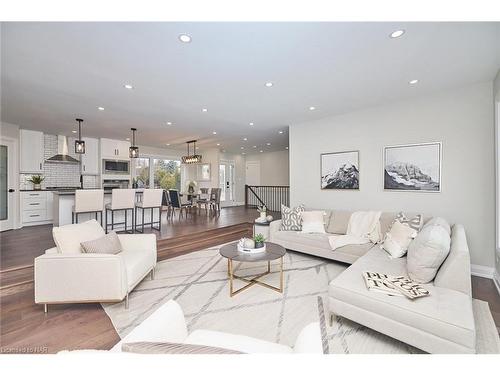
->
[362,271,430,299]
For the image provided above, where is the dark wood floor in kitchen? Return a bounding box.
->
[0,205,499,353]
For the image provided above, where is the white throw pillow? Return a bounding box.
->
[52,219,105,254]
[300,211,326,234]
[407,225,451,283]
[381,220,418,258]
[423,217,451,235]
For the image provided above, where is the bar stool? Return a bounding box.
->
[135,189,163,233]
[105,189,136,233]
[72,189,104,224]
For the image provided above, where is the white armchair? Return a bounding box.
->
[34,220,157,313]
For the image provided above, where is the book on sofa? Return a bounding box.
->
[362,271,430,299]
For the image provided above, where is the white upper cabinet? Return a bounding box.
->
[100,138,131,160]
[80,137,99,175]
[20,129,44,173]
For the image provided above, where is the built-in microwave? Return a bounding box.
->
[103,159,130,174]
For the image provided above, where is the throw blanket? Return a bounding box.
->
[328,211,381,250]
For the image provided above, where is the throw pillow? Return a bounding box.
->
[52,219,105,254]
[280,204,305,231]
[407,225,451,283]
[394,212,424,231]
[423,217,451,235]
[80,231,123,254]
[301,211,326,234]
[381,220,418,258]
[326,210,352,234]
[121,341,243,354]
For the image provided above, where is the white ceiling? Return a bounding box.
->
[1,22,499,154]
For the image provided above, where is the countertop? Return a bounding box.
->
[20,188,145,195]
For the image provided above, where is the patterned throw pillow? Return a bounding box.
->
[80,231,122,254]
[394,212,424,231]
[280,204,305,231]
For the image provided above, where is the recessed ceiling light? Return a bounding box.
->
[72,130,77,133]
[265,82,273,87]
[286,146,289,150]
[243,137,247,141]
[309,106,316,111]
[409,79,419,85]
[202,108,208,112]
[124,84,133,90]
[216,143,220,146]
[126,138,130,141]
[241,146,244,149]
[212,131,217,135]
[166,122,172,125]
[249,122,254,126]
[179,34,192,43]
[278,130,283,134]
[266,143,271,146]
[253,145,257,148]
[98,107,105,111]
[166,143,170,146]
[390,30,405,38]
[260,150,263,153]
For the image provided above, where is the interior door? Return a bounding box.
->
[0,140,16,231]
[219,161,235,207]
[245,161,261,186]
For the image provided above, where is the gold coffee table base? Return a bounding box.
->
[227,257,284,297]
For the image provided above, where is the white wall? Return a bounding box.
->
[246,150,290,186]
[290,82,495,268]
[494,70,500,279]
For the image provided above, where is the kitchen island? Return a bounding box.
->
[52,189,157,229]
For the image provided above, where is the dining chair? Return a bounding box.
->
[197,187,210,214]
[168,190,191,219]
[209,188,222,215]
[161,189,173,220]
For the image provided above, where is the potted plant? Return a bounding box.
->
[254,233,266,248]
[187,180,198,195]
[132,177,139,189]
[27,175,45,190]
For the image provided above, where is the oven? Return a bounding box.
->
[103,159,130,174]
[102,179,130,191]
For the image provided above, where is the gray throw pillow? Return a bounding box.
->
[80,231,122,254]
[121,341,243,354]
[280,204,305,231]
[407,225,451,283]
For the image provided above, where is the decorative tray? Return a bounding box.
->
[237,243,266,254]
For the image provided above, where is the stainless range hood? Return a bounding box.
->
[45,135,80,164]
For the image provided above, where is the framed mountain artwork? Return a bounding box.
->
[320,151,359,190]
[384,142,442,192]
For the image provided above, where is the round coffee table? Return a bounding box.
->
[219,242,286,297]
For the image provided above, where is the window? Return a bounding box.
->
[134,158,150,188]
[153,159,181,190]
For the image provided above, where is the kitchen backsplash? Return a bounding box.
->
[20,134,99,189]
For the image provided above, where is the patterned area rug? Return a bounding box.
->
[102,246,500,354]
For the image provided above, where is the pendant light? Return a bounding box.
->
[129,128,139,158]
[74,118,85,154]
[181,140,202,164]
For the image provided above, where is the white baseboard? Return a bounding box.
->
[470,264,496,279]
[494,271,500,296]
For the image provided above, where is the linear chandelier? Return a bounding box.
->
[181,140,202,164]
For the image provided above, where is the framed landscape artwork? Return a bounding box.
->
[320,151,359,190]
[384,142,442,192]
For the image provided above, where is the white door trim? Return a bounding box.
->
[0,135,19,231]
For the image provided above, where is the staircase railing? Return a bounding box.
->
[245,185,290,212]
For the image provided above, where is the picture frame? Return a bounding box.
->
[383,142,442,192]
[196,163,211,181]
[320,150,360,190]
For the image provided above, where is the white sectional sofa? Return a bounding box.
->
[269,210,476,354]
[34,220,157,312]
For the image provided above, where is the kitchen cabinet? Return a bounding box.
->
[100,138,131,160]
[21,191,53,225]
[80,137,99,175]
[20,129,44,173]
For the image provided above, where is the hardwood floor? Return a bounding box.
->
[1,207,498,353]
